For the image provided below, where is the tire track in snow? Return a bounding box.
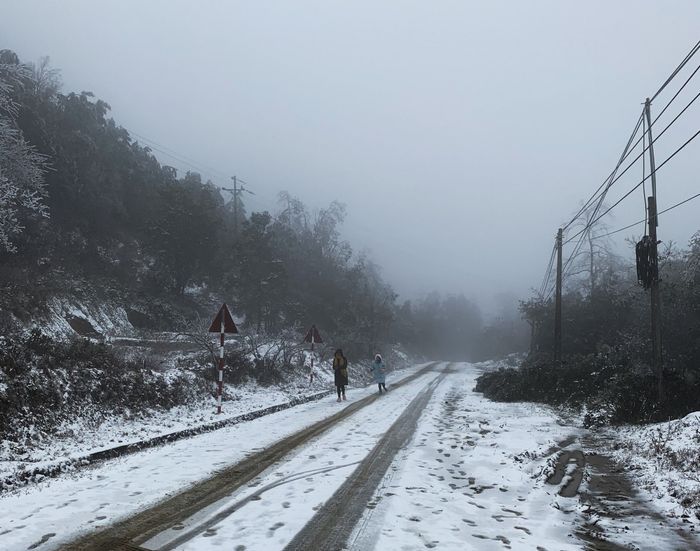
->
[283,363,452,551]
[60,362,441,551]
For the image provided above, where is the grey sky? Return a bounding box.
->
[2,1,699,313]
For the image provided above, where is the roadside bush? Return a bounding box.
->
[0,330,207,442]
[474,349,700,425]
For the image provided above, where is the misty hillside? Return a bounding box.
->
[0,49,525,360]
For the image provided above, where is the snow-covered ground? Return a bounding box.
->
[603,411,700,525]
[351,364,585,550]
[0,362,335,489]
[1,345,407,490]
[1,361,697,551]
[143,367,443,550]
[0,363,431,551]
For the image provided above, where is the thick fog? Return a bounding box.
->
[2,0,699,313]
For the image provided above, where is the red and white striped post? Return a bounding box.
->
[217,317,225,414]
[208,303,238,415]
[310,332,315,384]
[303,325,323,385]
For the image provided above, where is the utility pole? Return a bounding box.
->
[232,175,239,235]
[222,176,254,237]
[554,228,563,362]
[645,97,663,400]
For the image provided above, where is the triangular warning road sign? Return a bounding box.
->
[303,325,323,343]
[208,303,239,333]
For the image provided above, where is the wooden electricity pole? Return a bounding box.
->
[554,228,563,362]
[645,98,663,400]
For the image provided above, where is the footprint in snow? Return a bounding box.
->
[27,533,56,549]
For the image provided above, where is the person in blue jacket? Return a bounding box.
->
[370,353,387,394]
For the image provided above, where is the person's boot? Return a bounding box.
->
[336,396,341,402]
[342,392,347,401]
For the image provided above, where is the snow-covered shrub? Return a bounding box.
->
[0,330,207,442]
[475,348,700,425]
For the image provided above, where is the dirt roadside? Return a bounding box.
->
[59,362,440,551]
[545,434,699,551]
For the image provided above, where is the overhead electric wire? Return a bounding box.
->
[564,126,700,246]
[130,131,231,180]
[601,88,700,199]
[652,61,700,126]
[561,118,698,279]
[126,130,279,210]
[593,191,700,240]
[564,84,700,236]
[545,39,700,295]
[133,140,220,179]
[562,57,700,233]
[651,39,700,102]
[561,120,643,278]
[562,111,644,231]
[538,242,557,298]
[562,85,700,250]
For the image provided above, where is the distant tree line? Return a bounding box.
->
[0,50,526,361]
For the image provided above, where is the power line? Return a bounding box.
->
[651,39,700,102]
[562,85,700,251]
[538,242,557,298]
[127,131,279,211]
[593,191,700,240]
[540,40,700,330]
[130,131,231,180]
[134,140,218,179]
[564,83,700,235]
[563,58,700,233]
[564,126,700,246]
[562,111,644,231]
[652,61,700,128]
[609,87,700,194]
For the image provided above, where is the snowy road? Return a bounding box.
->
[1,362,697,551]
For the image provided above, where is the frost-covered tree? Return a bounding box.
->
[0,50,47,252]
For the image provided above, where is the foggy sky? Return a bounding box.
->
[2,1,699,314]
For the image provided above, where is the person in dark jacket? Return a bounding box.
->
[370,353,387,394]
[333,349,348,402]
